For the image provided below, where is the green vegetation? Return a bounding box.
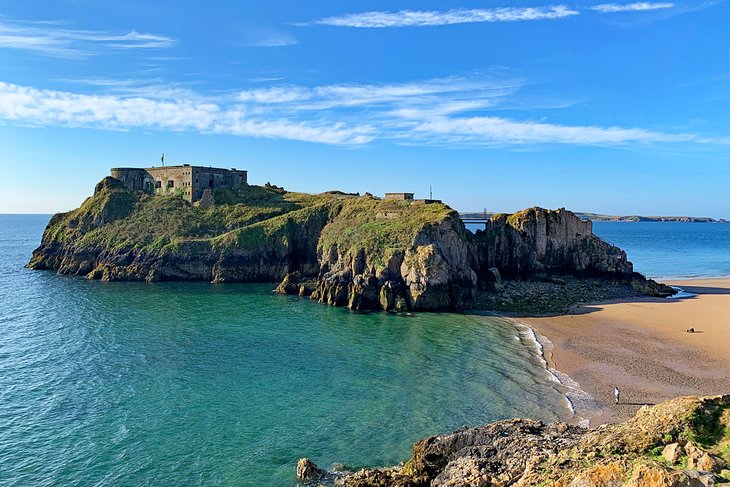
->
[37,181,339,256]
[682,402,727,448]
[317,197,455,269]
[30,179,459,280]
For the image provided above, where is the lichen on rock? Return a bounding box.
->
[301,395,730,486]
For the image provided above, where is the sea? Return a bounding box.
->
[1,215,728,486]
[592,221,730,279]
[0,215,571,486]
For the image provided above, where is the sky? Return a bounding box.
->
[0,1,729,217]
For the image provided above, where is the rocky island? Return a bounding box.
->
[28,173,675,313]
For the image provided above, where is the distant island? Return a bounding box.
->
[461,211,727,223]
[574,212,727,223]
[28,165,676,314]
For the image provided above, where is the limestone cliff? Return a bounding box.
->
[476,207,633,279]
[29,178,673,311]
[298,395,730,486]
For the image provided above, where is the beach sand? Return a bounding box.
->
[521,278,730,426]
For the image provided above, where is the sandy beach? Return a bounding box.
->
[521,278,730,426]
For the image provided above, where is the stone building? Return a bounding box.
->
[384,192,441,204]
[110,165,247,202]
[384,193,414,201]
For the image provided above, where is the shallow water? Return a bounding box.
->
[0,215,571,486]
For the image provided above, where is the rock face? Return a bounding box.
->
[306,395,730,486]
[477,208,632,279]
[308,216,478,311]
[28,179,674,311]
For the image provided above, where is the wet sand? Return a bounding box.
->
[521,278,730,425]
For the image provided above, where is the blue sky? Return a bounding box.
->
[1,1,729,217]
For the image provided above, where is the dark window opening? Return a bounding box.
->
[208,179,214,188]
[167,180,174,188]
[155,181,161,189]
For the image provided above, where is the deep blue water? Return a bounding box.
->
[0,215,570,486]
[592,222,730,279]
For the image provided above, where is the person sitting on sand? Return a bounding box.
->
[686,327,695,333]
[614,386,621,405]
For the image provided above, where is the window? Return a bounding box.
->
[167,180,174,188]
[155,181,161,189]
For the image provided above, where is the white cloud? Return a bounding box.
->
[0,18,175,58]
[0,77,716,147]
[0,81,372,145]
[238,86,312,103]
[237,77,524,109]
[307,3,683,28]
[412,116,691,145]
[311,6,579,28]
[590,2,675,13]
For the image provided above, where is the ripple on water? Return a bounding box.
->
[1,215,577,486]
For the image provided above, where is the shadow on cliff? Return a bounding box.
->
[502,292,699,318]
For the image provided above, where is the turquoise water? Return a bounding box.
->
[0,215,570,486]
[592,222,730,279]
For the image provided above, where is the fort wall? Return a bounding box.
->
[110,165,248,202]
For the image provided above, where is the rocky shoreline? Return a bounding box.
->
[296,395,730,486]
[28,178,675,314]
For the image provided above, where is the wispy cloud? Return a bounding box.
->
[411,116,690,145]
[0,76,720,147]
[309,6,579,28]
[0,81,372,144]
[590,2,675,13]
[306,3,683,28]
[0,18,175,58]
[245,32,298,47]
[238,27,299,47]
[236,77,523,109]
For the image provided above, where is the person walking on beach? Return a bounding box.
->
[614,386,621,405]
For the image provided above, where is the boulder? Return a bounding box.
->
[662,443,684,464]
[432,457,491,487]
[697,452,725,473]
[626,463,709,486]
[568,460,626,486]
[684,469,718,486]
[296,458,327,484]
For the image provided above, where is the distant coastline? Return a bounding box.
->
[460,211,727,223]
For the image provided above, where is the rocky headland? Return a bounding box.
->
[297,395,730,486]
[28,177,675,313]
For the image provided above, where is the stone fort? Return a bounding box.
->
[111,165,247,203]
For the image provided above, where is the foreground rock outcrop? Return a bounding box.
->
[298,395,730,486]
[28,178,674,312]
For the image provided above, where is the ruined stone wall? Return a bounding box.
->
[110,165,247,202]
[110,168,149,192]
[146,166,193,200]
[190,167,247,201]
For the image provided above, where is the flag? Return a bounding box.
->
[161,153,165,165]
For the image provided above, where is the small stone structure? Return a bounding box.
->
[384,192,441,205]
[384,192,414,201]
[110,165,247,202]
